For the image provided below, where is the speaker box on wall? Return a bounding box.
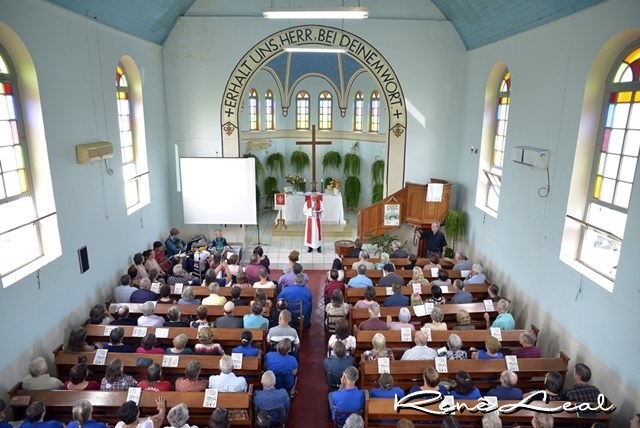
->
[78,246,89,274]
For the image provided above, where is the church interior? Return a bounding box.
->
[1,0,639,425]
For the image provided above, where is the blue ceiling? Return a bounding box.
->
[46,0,604,49]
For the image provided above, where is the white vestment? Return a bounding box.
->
[303,196,325,249]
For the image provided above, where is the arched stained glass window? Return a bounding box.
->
[354,91,363,132]
[296,91,310,130]
[369,91,380,133]
[265,89,274,130]
[249,88,259,131]
[318,91,332,130]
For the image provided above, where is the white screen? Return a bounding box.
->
[179,157,257,225]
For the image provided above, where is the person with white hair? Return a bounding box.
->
[215,301,243,328]
[137,301,164,327]
[178,286,200,305]
[352,250,376,271]
[167,264,191,285]
[22,357,63,390]
[130,278,159,303]
[343,413,365,428]
[387,307,415,331]
[166,403,197,428]
[532,413,554,428]
[400,331,437,360]
[484,298,515,330]
[253,370,291,422]
[443,334,468,360]
[389,240,408,259]
[165,334,192,355]
[513,331,541,358]
[481,412,502,428]
[68,399,106,428]
[208,355,247,392]
[164,306,189,327]
[464,263,487,285]
[486,370,523,400]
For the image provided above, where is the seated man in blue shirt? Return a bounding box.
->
[486,370,523,400]
[328,366,365,424]
[382,282,410,307]
[464,263,487,285]
[347,265,373,288]
[278,273,312,328]
[450,279,473,304]
[254,370,291,423]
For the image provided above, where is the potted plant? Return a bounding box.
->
[264,176,279,208]
[328,177,341,195]
[290,150,310,174]
[343,142,361,176]
[371,157,385,203]
[365,232,406,256]
[285,174,306,193]
[344,176,361,210]
[322,150,342,173]
[442,209,465,251]
[266,152,285,178]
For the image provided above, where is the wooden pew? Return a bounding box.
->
[10,389,253,426]
[345,283,489,305]
[168,285,275,299]
[364,396,612,427]
[341,258,455,270]
[345,269,465,284]
[359,352,570,392]
[83,325,266,354]
[108,303,261,319]
[53,350,262,386]
[353,326,539,360]
[350,303,497,330]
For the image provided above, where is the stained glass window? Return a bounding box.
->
[249,88,259,131]
[354,91,363,132]
[486,71,511,212]
[579,45,640,281]
[369,91,380,133]
[296,91,310,130]
[265,90,274,130]
[318,91,332,130]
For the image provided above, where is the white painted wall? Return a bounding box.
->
[0,0,170,402]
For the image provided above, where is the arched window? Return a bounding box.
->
[353,91,364,132]
[0,39,61,287]
[116,60,149,213]
[296,91,310,130]
[265,89,275,130]
[248,88,259,131]
[576,45,640,283]
[485,71,511,212]
[318,91,332,130]
[369,90,380,133]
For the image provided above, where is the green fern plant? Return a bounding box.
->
[324,177,333,189]
[371,158,385,185]
[243,153,265,180]
[344,176,361,210]
[322,151,342,173]
[372,183,384,203]
[443,209,466,244]
[266,153,285,178]
[290,150,310,174]
[264,176,279,206]
[343,142,361,177]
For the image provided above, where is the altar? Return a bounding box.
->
[276,192,346,225]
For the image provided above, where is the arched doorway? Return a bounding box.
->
[220,25,407,195]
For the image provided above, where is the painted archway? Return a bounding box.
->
[220,25,407,194]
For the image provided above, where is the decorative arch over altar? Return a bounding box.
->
[220,25,407,195]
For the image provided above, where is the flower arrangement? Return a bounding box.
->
[329,177,341,190]
[285,174,306,185]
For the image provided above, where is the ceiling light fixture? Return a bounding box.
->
[285,46,348,53]
[262,7,369,20]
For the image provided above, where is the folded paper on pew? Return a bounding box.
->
[93,349,108,366]
[174,283,184,294]
[400,328,412,342]
[461,270,470,277]
[126,387,142,405]
[103,326,117,337]
[203,389,219,408]
[483,299,495,312]
[490,327,502,341]
[151,282,161,293]
[109,303,120,312]
[436,346,447,356]
[231,353,243,369]
[385,287,393,296]
[483,395,498,406]
[435,356,448,373]
[505,355,519,372]
[431,268,438,277]
[423,328,432,341]
[132,327,148,337]
[412,282,421,294]
[441,285,449,293]
[442,395,454,411]
[155,328,169,339]
[378,357,390,374]
[425,302,434,315]
[413,304,427,317]
[162,355,179,368]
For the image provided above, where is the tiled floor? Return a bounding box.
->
[241,209,358,269]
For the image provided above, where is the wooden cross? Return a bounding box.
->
[296,124,331,192]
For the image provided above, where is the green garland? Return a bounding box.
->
[322,151,342,173]
[372,183,384,203]
[343,142,361,177]
[371,158,385,185]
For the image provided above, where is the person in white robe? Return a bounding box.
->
[303,192,325,253]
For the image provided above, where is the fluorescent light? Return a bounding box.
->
[285,46,348,53]
[262,7,369,20]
